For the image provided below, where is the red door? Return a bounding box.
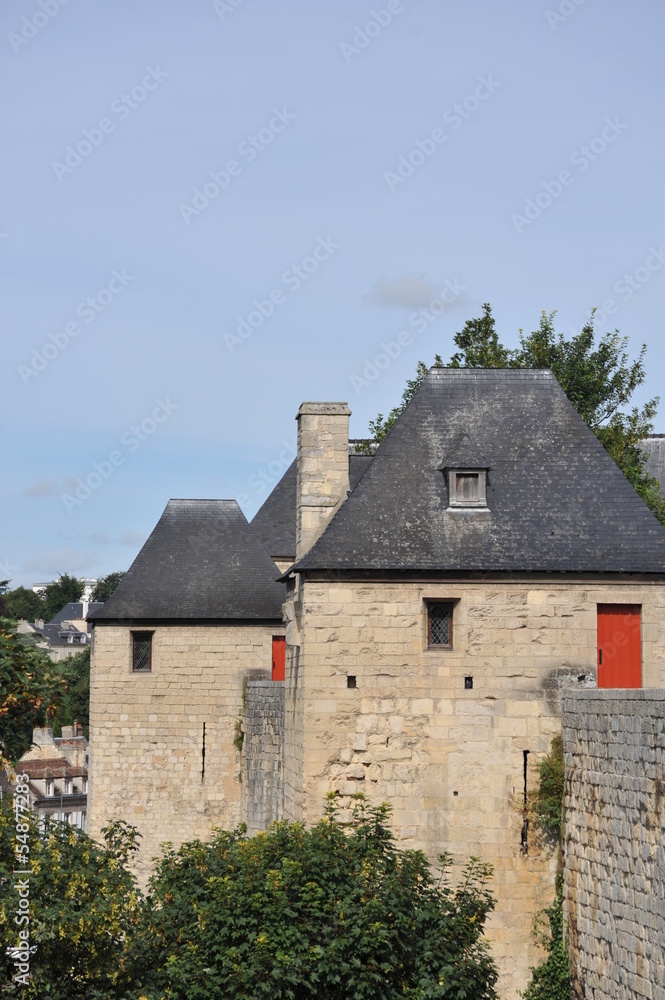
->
[272,636,286,681]
[597,605,641,688]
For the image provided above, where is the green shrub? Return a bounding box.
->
[129,796,499,999]
[531,735,565,841]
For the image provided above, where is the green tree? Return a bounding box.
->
[0,795,142,999]
[51,647,90,737]
[3,586,45,623]
[91,571,126,603]
[0,624,64,762]
[128,796,498,999]
[450,303,511,369]
[41,573,85,622]
[365,305,665,524]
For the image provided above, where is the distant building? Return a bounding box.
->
[18,602,103,662]
[19,726,88,830]
[641,433,665,493]
[32,578,98,602]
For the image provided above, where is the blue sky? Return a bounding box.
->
[2,0,664,588]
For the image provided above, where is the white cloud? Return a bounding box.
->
[117,530,145,547]
[24,548,94,576]
[363,274,443,310]
[24,478,60,497]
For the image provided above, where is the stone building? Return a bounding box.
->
[19,726,88,830]
[88,499,285,878]
[89,368,665,999]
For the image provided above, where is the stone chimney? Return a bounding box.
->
[32,727,54,747]
[296,402,351,561]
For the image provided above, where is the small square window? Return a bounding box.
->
[456,473,479,501]
[427,602,453,649]
[347,675,357,689]
[132,632,153,672]
[448,469,487,508]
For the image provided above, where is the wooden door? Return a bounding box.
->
[597,605,641,688]
[272,636,286,681]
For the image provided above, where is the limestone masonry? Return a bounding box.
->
[89,369,665,999]
[563,690,665,1000]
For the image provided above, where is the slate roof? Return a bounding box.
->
[49,602,103,626]
[641,435,665,494]
[89,500,285,622]
[293,369,665,574]
[250,455,374,561]
[38,623,90,647]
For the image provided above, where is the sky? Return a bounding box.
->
[2,0,664,589]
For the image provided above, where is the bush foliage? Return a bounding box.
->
[0,794,498,999]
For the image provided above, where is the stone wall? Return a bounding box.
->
[283,576,665,1000]
[89,623,281,883]
[243,675,284,834]
[563,690,665,1000]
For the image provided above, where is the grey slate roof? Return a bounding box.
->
[250,455,374,561]
[49,602,103,626]
[90,500,285,622]
[39,623,89,647]
[293,369,665,574]
[640,435,665,494]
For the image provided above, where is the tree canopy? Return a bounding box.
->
[364,305,665,524]
[91,572,126,603]
[0,624,64,762]
[40,573,85,622]
[1,586,45,623]
[0,796,499,999]
[51,646,90,737]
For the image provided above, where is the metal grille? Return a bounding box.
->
[429,604,451,646]
[132,633,152,672]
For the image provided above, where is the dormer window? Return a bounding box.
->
[439,433,489,510]
[448,469,487,508]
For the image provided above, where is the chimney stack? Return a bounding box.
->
[32,727,54,747]
[296,402,351,561]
